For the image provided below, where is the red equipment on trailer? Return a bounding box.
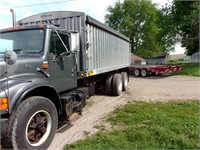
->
[129,65,183,77]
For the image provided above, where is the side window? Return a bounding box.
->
[50,32,70,55]
[60,34,70,52]
[50,32,56,55]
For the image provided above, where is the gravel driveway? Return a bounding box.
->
[48,75,200,150]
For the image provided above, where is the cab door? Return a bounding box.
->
[49,31,77,93]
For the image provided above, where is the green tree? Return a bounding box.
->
[105,0,164,57]
[172,1,199,55]
[156,3,177,52]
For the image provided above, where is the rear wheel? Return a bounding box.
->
[121,72,128,91]
[112,74,123,96]
[2,96,58,150]
[141,69,148,77]
[105,74,114,95]
[134,69,140,77]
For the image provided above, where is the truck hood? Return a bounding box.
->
[0,73,44,89]
[0,54,49,89]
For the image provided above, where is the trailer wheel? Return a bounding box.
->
[141,69,148,77]
[112,74,123,96]
[121,72,128,91]
[105,74,113,95]
[134,69,140,77]
[2,96,58,150]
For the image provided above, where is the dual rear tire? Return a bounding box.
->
[112,74,123,96]
[134,69,148,77]
[105,72,128,96]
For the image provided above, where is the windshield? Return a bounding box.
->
[0,29,44,54]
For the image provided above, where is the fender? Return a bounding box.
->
[1,74,63,115]
[12,84,63,115]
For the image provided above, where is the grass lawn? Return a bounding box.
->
[167,61,199,77]
[64,101,200,149]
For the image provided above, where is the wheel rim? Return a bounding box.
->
[26,110,52,147]
[141,70,147,76]
[134,70,139,76]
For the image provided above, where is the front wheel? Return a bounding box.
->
[2,96,58,150]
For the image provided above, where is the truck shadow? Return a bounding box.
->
[56,113,82,133]
[57,122,74,133]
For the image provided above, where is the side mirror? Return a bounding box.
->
[70,32,79,52]
[4,50,17,65]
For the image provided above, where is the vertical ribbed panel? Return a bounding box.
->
[86,24,130,74]
[18,11,130,75]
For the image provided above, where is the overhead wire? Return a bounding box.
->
[0,0,77,10]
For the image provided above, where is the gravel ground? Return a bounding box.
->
[48,75,200,150]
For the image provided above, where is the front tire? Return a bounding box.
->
[2,96,58,150]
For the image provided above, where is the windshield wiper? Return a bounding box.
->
[13,49,23,54]
[13,49,22,52]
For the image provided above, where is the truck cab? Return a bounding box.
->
[0,10,130,150]
[0,24,85,149]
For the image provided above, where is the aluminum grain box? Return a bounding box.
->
[18,11,130,77]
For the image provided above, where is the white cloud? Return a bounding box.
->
[170,43,186,54]
[0,9,13,28]
[152,0,173,7]
[0,0,174,29]
[0,0,118,29]
[0,0,184,54]
[0,22,11,29]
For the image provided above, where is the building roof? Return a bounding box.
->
[143,52,169,59]
[153,52,169,59]
[130,53,146,62]
[168,54,186,61]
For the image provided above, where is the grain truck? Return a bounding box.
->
[0,11,130,149]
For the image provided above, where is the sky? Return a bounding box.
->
[0,0,184,54]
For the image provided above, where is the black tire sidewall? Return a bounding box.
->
[112,74,122,96]
[121,72,128,91]
[105,74,113,95]
[12,96,58,149]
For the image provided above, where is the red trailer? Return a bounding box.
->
[129,65,183,77]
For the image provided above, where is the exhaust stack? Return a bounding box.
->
[10,9,16,27]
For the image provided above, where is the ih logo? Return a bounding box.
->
[41,13,53,20]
